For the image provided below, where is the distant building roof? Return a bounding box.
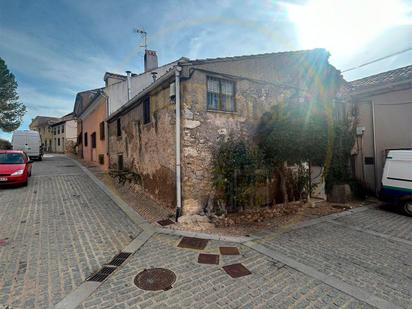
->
[349,64,412,93]
[73,88,103,117]
[30,116,60,127]
[50,112,76,126]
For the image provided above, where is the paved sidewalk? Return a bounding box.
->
[0,155,142,308]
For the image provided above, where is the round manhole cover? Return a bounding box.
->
[134,268,176,291]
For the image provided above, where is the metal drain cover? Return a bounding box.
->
[177,237,208,250]
[219,247,240,255]
[157,219,175,226]
[223,263,251,278]
[134,268,176,291]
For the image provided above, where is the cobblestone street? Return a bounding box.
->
[0,155,411,309]
[0,155,142,308]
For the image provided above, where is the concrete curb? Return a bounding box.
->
[157,227,254,243]
[54,229,155,309]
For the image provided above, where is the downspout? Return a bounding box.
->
[371,100,378,195]
[101,91,110,165]
[175,66,182,221]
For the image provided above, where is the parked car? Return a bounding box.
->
[380,150,412,216]
[12,130,43,160]
[0,150,33,186]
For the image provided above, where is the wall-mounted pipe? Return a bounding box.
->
[175,66,182,221]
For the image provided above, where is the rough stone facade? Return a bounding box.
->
[107,49,342,215]
[107,85,177,208]
[180,71,284,214]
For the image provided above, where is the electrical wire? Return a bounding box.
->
[342,47,412,73]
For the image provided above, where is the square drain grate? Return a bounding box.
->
[87,266,116,282]
[107,252,131,267]
[219,247,240,255]
[198,253,220,265]
[223,263,251,278]
[177,237,208,250]
[157,219,175,226]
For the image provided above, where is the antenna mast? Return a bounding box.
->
[134,28,147,50]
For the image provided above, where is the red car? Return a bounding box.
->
[0,150,33,186]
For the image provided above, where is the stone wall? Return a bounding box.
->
[180,70,286,214]
[108,85,177,208]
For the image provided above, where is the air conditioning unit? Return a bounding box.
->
[169,82,176,98]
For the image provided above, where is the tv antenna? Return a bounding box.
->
[134,28,147,50]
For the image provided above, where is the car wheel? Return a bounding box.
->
[403,201,412,216]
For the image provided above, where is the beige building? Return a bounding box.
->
[50,112,78,153]
[106,49,342,215]
[349,64,412,194]
[29,116,60,152]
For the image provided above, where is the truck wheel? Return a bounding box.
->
[38,156,43,161]
[403,201,412,216]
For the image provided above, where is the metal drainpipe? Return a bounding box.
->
[371,100,378,195]
[101,91,110,160]
[175,66,182,221]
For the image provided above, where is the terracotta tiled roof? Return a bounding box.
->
[349,64,412,93]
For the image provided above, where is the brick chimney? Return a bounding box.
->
[144,50,158,72]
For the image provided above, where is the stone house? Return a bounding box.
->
[106,49,342,216]
[348,64,412,194]
[73,89,110,169]
[50,112,77,153]
[29,116,60,152]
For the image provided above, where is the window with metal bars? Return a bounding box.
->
[207,77,235,112]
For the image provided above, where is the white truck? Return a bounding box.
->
[12,130,43,160]
[380,150,412,216]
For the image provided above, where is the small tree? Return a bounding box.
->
[212,136,257,212]
[0,57,26,132]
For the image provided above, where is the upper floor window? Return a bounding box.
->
[116,118,122,137]
[207,77,235,112]
[62,125,64,133]
[99,121,105,140]
[57,127,60,134]
[143,97,151,124]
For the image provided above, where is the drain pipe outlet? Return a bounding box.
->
[175,66,182,221]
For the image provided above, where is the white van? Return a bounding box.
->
[380,150,412,216]
[12,130,43,160]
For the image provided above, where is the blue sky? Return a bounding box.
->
[1,0,412,140]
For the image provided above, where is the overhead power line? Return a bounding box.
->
[342,47,412,73]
